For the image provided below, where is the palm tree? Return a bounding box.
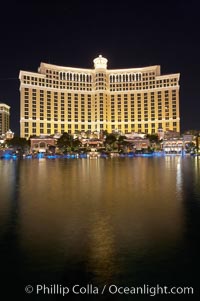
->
[6,136,29,154]
[104,134,117,151]
[57,132,73,152]
[117,135,129,152]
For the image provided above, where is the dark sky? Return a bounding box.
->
[0,0,199,135]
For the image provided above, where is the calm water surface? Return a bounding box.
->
[0,157,200,300]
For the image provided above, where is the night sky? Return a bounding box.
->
[0,0,199,135]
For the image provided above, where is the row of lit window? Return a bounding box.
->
[22,82,177,91]
[23,123,178,136]
[24,88,177,98]
[23,119,177,127]
[24,105,177,116]
[110,79,177,86]
[23,80,93,91]
[25,108,177,116]
[110,83,177,91]
[23,113,178,123]
[23,98,177,107]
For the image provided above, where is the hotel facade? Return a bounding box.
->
[0,103,10,135]
[19,55,180,138]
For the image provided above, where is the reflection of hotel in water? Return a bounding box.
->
[19,55,180,138]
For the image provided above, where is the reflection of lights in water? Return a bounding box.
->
[176,157,185,201]
[164,156,183,200]
[194,157,200,173]
[176,157,183,201]
[0,161,16,231]
[88,216,117,284]
[2,158,187,289]
[37,153,44,159]
[194,158,200,199]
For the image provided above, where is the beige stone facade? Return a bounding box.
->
[0,103,10,135]
[30,137,56,153]
[19,55,180,138]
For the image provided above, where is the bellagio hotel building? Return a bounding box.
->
[19,55,180,138]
